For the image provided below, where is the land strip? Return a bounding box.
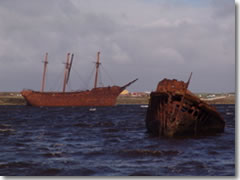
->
[0,92,235,105]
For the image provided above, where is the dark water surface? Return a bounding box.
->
[0,104,235,176]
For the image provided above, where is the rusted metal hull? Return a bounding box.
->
[145,79,225,137]
[21,86,123,107]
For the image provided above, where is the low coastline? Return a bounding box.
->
[0,92,235,105]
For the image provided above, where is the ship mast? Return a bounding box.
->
[63,53,71,92]
[66,53,74,85]
[41,52,48,92]
[94,51,101,88]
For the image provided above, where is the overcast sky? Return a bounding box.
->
[0,0,235,93]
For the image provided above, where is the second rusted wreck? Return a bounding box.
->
[145,73,225,137]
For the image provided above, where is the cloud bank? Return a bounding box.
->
[0,0,235,93]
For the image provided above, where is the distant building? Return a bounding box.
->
[207,94,216,98]
[120,89,129,95]
[119,91,150,97]
[130,92,149,97]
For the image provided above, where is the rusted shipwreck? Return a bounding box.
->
[145,73,225,137]
[21,52,137,107]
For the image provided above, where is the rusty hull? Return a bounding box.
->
[21,78,138,107]
[145,79,225,137]
[21,86,123,107]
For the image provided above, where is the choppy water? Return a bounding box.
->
[0,104,235,176]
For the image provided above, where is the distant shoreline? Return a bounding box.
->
[116,95,235,105]
[0,92,235,105]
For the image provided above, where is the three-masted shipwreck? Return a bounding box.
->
[145,73,225,137]
[21,52,137,107]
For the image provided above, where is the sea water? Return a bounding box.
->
[0,104,235,176]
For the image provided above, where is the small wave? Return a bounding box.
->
[51,143,64,147]
[121,149,180,157]
[0,161,33,169]
[208,150,219,155]
[103,128,120,133]
[0,128,15,133]
[42,151,65,158]
[34,168,62,176]
[73,122,91,127]
[0,124,11,128]
[15,142,29,147]
[0,124,15,134]
[57,167,96,176]
[162,150,180,156]
[129,171,152,176]
[38,147,50,151]
[177,160,206,169]
[85,151,105,156]
[93,121,115,128]
[106,138,121,143]
[124,149,162,156]
[76,168,96,176]
[167,160,207,175]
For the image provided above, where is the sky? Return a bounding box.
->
[0,0,235,93]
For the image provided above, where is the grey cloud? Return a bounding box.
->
[210,0,235,18]
[0,0,235,93]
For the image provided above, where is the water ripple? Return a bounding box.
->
[0,104,235,176]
